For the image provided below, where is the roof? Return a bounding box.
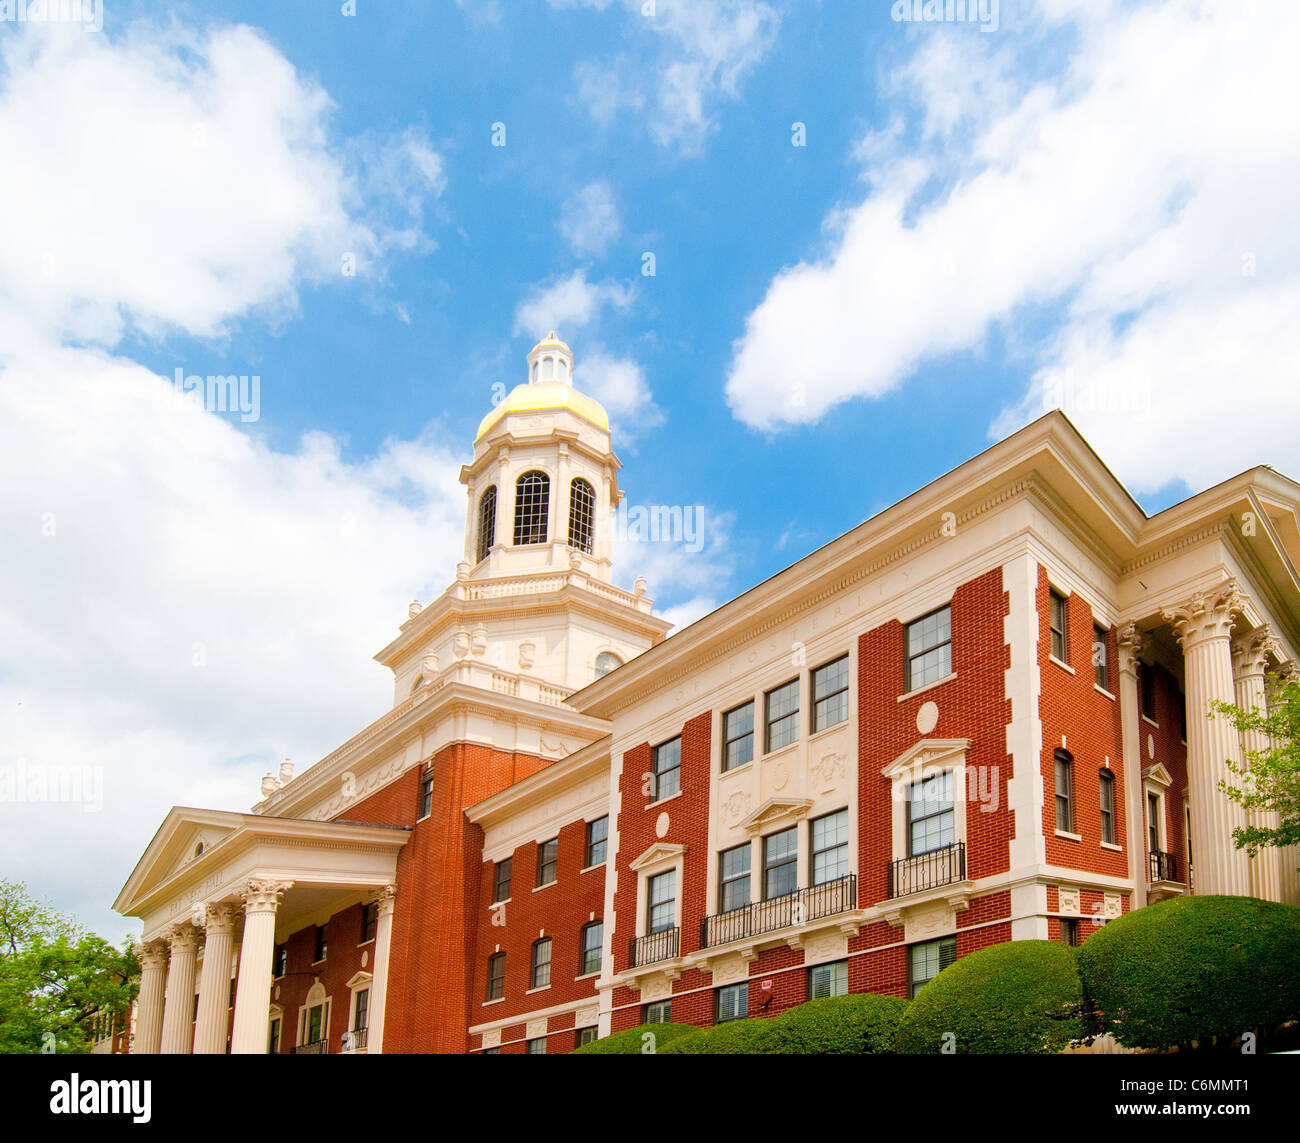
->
[475,381,609,440]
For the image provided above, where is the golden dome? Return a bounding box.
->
[475,381,610,440]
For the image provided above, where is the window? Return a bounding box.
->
[765,679,800,752]
[526,1037,547,1055]
[268,1017,281,1054]
[763,826,798,900]
[513,470,550,546]
[484,1046,500,1055]
[1099,772,1116,845]
[580,921,603,975]
[537,838,558,887]
[568,478,596,553]
[906,606,952,691]
[359,902,377,944]
[486,952,505,1001]
[274,944,287,979]
[812,656,850,732]
[1093,623,1109,689]
[909,936,957,997]
[722,701,754,772]
[229,978,236,1009]
[907,771,954,856]
[418,769,434,820]
[1178,690,1187,742]
[716,982,748,1023]
[594,652,621,679]
[476,485,497,564]
[651,737,681,801]
[314,923,328,963]
[1060,919,1080,947]
[1148,792,1161,853]
[353,988,369,1032]
[647,870,676,933]
[1055,750,1074,832]
[493,858,512,903]
[585,817,608,867]
[1050,589,1068,661]
[1140,664,1157,721]
[530,938,552,989]
[576,1026,598,1047]
[718,843,751,913]
[811,808,849,885]
[305,1002,325,1046]
[808,959,848,1000]
[643,1000,672,1024]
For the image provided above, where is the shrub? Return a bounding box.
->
[657,1017,774,1054]
[896,940,1087,1054]
[571,1022,702,1055]
[763,993,910,1054]
[1076,895,1300,1051]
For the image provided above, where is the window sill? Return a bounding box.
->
[525,985,552,996]
[580,863,605,875]
[648,789,683,809]
[1100,841,1123,852]
[311,958,327,966]
[1054,829,1083,842]
[762,740,800,764]
[574,971,600,981]
[1049,656,1076,676]
[897,672,957,702]
[481,998,505,1007]
[532,882,556,893]
[809,719,849,743]
[356,939,374,947]
[1094,684,1115,700]
[1141,715,1159,728]
[491,896,511,907]
[720,759,754,778]
[416,813,432,824]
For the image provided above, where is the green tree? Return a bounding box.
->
[1210,671,1300,858]
[0,879,138,1054]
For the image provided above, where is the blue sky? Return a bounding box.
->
[2,0,1298,940]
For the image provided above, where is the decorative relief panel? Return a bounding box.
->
[526,1018,548,1040]
[1058,887,1081,915]
[641,976,672,1001]
[722,790,752,828]
[801,930,849,966]
[1103,892,1122,920]
[707,952,754,985]
[903,900,956,944]
[810,752,846,793]
[575,1005,598,1028]
[482,1028,501,1049]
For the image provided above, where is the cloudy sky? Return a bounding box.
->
[1,0,1296,942]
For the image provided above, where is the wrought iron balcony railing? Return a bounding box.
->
[629,926,680,968]
[1149,850,1180,883]
[699,874,857,950]
[293,1039,328,1055]
[887,842,966,899]
[341,1026,368,1052]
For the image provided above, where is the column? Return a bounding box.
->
[1162,580,1251,896]
[1232,627,1285,902]
[1269,662,1300,905]
[230,879,291,1054]
[366,885,397,1054]
[131,941,168,1054]
[158,924,200,1054]
[1116,623,1147,908]
[193,903,237,1054]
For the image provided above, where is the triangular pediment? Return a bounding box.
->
[629,842,686,871]
[738,798,813,835]
[881,738,973,781]
[1143,763,1174,787]
[345,971,373,990]
[113,806,248,915]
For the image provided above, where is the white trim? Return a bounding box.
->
[897,672,957,702]
[1049,656,1076,676]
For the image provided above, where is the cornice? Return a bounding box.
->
[1120,521,1227,577]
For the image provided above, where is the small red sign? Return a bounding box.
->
[761,979,772,992]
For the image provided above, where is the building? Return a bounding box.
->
[113,333,1300,1053]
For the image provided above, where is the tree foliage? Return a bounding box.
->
[1210,671,1300,858]
[0,879,138,1054]
[570,1022,701,1054]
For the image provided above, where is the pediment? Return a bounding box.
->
[113,806,249,914]
[345,971,373,990]
[881,738,973,781]
[629,842,686,872]
[738,797,813,836]
[1143,763,1174,788]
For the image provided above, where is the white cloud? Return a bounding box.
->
[576,349,665,437]
[513,270,634,338]
[564,0,781,152]
[724,1,1300,494]
[559,181,622,257]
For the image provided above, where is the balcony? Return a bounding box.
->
[700,875,857,950]
[341,1026,368,1053]
[1147,850,1185,903]
[887,842,966,899]
[629,926,680,968]
[293,1039,328,1055]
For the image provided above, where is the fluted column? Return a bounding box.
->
[1232,628,1284,901]
[1163,581,1251,896]
[230,879,291,1054]
[193,903,237,1054]
[159,924,200,1054]
[131,941,168,1054]
[1117,624,1148,907]
[1269,662,1300,905]
[366,885,397,1055]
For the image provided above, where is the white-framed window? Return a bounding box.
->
[297,983,332,1051]
[651,737,681,801]
[716,982,748,1023]
[808,959,848,1000]
[909,937,956,997]
[1049,588,1069,661]
[811,655,850,732]
[906,606,952,691]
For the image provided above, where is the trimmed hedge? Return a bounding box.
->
[570,1022,701,1055]
[896,940,1086,1054]
[657,992,909,1054]
[1076,895,1300,1051]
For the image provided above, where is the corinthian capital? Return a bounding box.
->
[1162,578,1245,650]
[163,923,201,954]
[240,879,293,914]
[1232,624,1279,679]
[1116,623,1146,674]
[134,940,169,971]
[371,884,397,918]
[201,902,238,935]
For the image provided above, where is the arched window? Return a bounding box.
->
[594,652,622,679]
[541,356,556,381]
[477,485,497,564]
[568,478,596,553]
[513,471,550,545]
[557,357,569,382]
